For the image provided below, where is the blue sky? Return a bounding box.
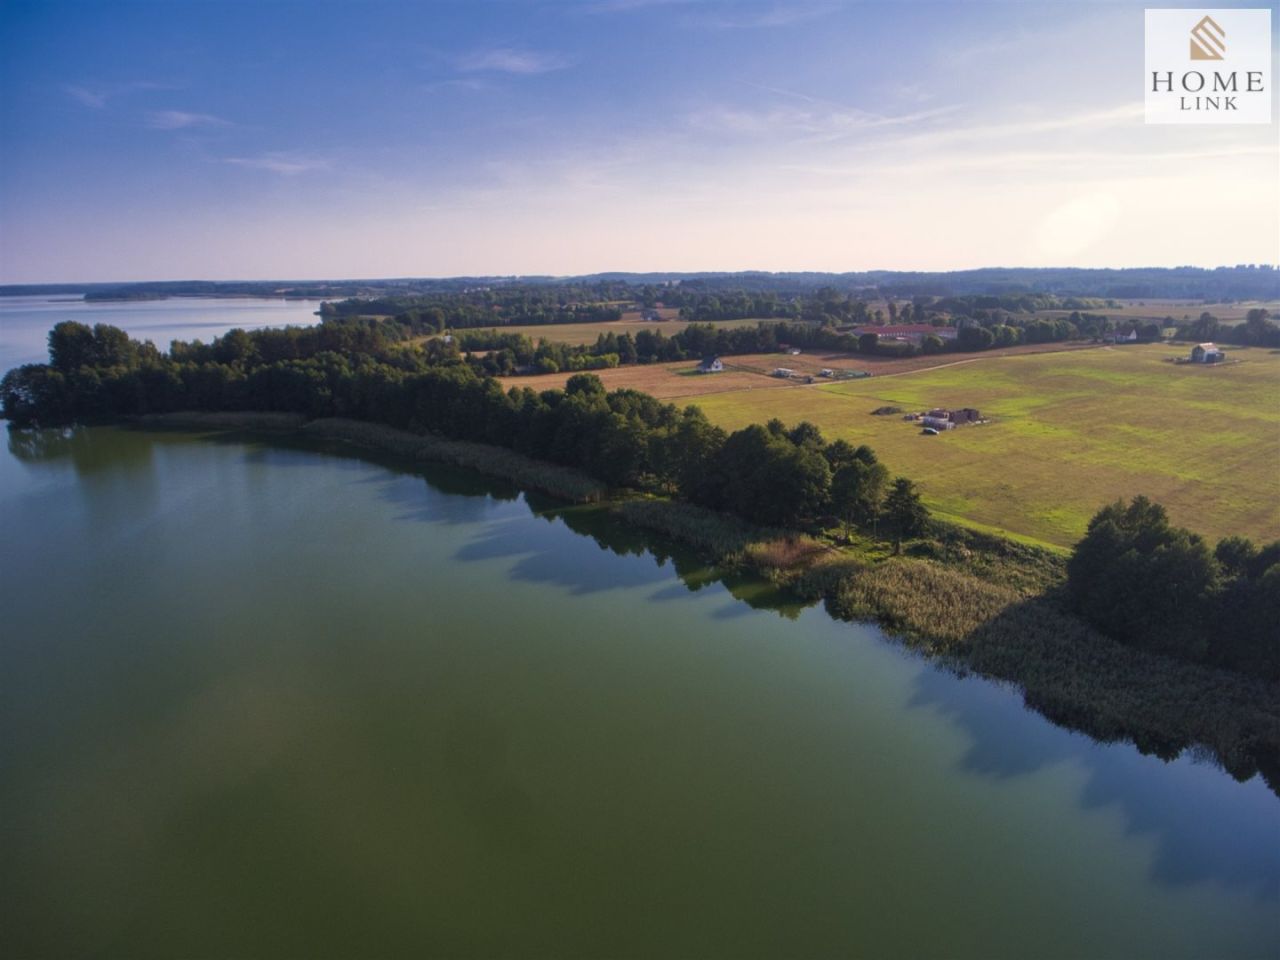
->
[1,0,1276,281]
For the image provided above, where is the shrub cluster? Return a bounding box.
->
[1067,497,1279,681]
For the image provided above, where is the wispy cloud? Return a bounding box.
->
[224,153,331,176]
[687,3,838,30]
[65,85,111,108]
[583,0,700,12]
[64,81,171,108]
[584,0,834,27]
[882,103,1144,153]
[456,47,571,75]
[146,110,230,130]
[888,82,935,105]
[687,102,957,142]
[945,26,1044,66]
[768,104,1170,187]
[422,78,492,94]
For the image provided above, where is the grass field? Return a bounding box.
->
[502,357,796,400]
[496,342,1103,399]
[427,316,777,347]
[687,344,1280,549]
[1040,299,1280,326]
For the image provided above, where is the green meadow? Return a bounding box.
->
[442,316,771,347]
[692,344,1280,549]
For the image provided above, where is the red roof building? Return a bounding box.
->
[851,324,957,342]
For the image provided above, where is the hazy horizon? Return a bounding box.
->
[3,263,1280,289]
[2,0,1277,283]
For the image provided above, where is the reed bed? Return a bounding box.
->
[745,536,832,582]
[611,497,784,562]
[816,558,1280,783]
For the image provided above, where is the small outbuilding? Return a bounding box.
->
[1190,342,1224,363]
[919,407,981,430]
[696,356,724,374]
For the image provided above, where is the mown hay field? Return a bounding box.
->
[501,358,795,400]
[1040,298,1280,325]
[495,343,1102,400]
[691,344,1280,549]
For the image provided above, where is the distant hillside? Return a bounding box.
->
[3,266,1277,302]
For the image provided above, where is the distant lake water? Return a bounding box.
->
[0,295,323,372]
[1,426,1277,958]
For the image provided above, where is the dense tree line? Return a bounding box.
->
[1178,309,1279,349]
[868,266,1279,300]
[328,285,1126,340]
[458,321,883,374]
[309,282,1280,371]
[320,284,626,330]
[1068,497,1279,682]
[2,321,922,539]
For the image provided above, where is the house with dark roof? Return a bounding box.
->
[696,356,724,373]
[1190,343,1224,363]
[920,407,981,429]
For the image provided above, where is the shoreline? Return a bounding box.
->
[127,410,1280,795]
[134,411,607,503]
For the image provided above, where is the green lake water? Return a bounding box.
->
[1,426,1277,958]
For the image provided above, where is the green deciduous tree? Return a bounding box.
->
[830,458,889,540]
[881,477,928,553]
[1066,497,1220,660]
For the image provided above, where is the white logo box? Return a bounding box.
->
[1145,8,1273,124]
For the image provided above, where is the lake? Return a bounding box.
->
[0,295,323,372]
[1,425,1277,958]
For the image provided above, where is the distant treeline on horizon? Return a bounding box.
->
[3,264,1279,302]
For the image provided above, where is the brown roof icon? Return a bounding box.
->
[1190,15,1225,60]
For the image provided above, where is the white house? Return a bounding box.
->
[696,356,724,373]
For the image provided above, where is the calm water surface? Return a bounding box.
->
[0,295,322,371]
[1,427,1277,959]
